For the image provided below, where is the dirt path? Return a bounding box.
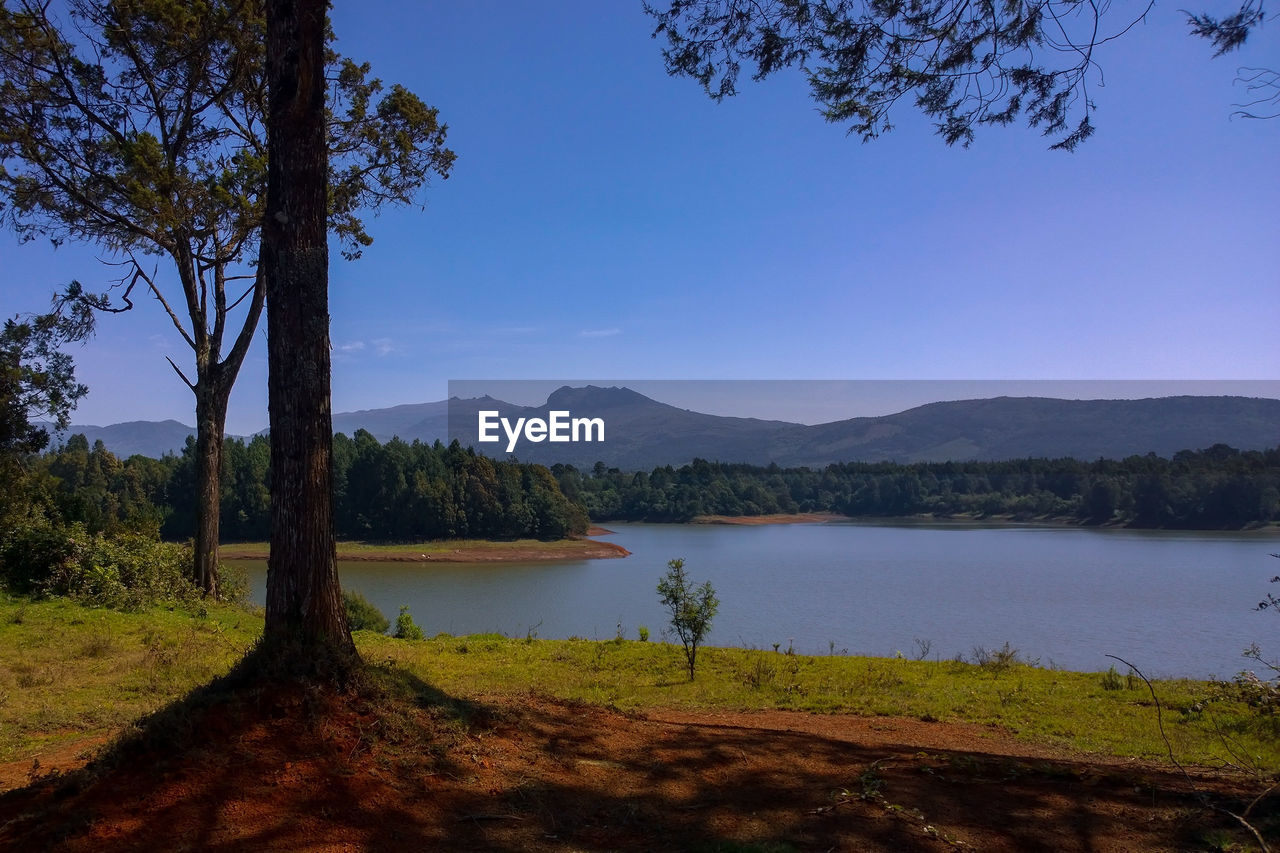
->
[0,734,111,791]
[1,692,1268,852]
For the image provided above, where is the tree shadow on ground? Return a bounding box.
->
[0,652,1274,851]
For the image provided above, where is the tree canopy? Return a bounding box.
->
[0,0,454,595]
[0,294,92,457]
[645,1,1272,148]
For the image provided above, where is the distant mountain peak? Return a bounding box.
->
[545,384,655,409]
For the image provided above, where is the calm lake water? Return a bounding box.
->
[240,521,1279,678]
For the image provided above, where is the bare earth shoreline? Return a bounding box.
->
[220,515,1279,565]
[691,512,845,525]
[692,512,1280,533]
[220,535,630,563]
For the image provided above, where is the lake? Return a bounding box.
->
[239,521,1279,678]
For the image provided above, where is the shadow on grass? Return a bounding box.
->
[0,642,1274,851]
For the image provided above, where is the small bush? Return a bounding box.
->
[1100,666,1124,691]
[393,605,424,640]
[343,591,390,633]
[0,522,197,609]
[217,563,251,606]
[1214,668,1280,716]
[741,650,776,689]
[971,642,1036,673]
[637,625,649,642]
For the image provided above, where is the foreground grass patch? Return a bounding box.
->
[361,633,1280,772]
[0,594,261,762]
[0,594,1276,776]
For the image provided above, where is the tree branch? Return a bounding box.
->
[165,354,197,392]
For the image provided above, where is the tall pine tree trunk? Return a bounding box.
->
[262,0,353,652]
[192,377,231,597]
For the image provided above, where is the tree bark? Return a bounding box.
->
[192,376,231,597]
[261,0,353,652]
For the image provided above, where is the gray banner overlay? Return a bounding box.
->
[445,380,1280,471]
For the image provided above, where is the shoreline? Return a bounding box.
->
[659,512,1280,534]
[220,536,630,563]
[833,513,1280,534]
[690,513,845,526]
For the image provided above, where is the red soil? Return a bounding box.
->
[0,686,1271,852]
[219,539,631,563]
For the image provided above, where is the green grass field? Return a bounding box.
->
[1,593,1275,774]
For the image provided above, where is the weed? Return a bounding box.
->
[637,625,649,642]
[77,628,114,659]
[858,759,887,800]
[1101,666,1124,691]
[971,642,1037,673]
[741,651,776,690]
[13,662,53,688]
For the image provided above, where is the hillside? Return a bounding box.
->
[451,387,1280,469]
[58,389,1280,467]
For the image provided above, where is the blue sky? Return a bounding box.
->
[2,2,1277,434]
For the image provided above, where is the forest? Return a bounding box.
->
[22,430,588,543]
[18,433,1280,538]
[557,445,1280,528]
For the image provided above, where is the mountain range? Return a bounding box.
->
[52,387,1280,469]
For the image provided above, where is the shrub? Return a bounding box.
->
[217,563,251,607]
[393,605,424,640]
[343,590,390,633]
[1212,564,1280,717]
[637,625,649,642]
[1217,667,1280,715]
[970,642,1036,673]
[657,557,718,680]
[0,521,197,609]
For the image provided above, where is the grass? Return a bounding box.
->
[0,593,261,762]
[365,634,1280,770]
[1,592,1277,775]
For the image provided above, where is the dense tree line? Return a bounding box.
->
[22,437,1279,538]
[30,430,588,543]
[556,445,1280,529]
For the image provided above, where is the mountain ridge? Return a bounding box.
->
[51,389,1280,468]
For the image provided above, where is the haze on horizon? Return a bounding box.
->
[2,2,1276,436]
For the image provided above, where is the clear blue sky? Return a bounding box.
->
[2,2,1277,434]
